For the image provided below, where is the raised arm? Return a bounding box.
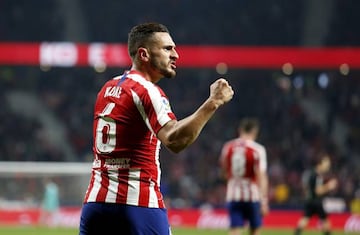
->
[157,78,234,153]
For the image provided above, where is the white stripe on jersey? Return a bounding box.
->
[148,180,159,208]
[128,74,173,126]
[131,89,155,135]
[155,141,161,186]
[226,178,260,202]
[105,170,119,203]
[234,179,241,201]
[130,88,162,201]
[126,169,141,206]
[242,180,250,201]
[148,141,162,208]
[87,170,102,202]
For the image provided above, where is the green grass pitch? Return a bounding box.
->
[0,226,357,235]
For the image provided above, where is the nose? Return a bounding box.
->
[172,49,179,60]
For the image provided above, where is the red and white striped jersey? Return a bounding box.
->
[219,138,267,202]
[84,70,176,208]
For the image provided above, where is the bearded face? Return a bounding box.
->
[147,32,178,79]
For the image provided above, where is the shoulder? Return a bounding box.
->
[127,73,166,97]
[247,140,266,154]
[220,139,238,157]
[127,73,159,89]
[222,138,239,149]
[252,140,265,149]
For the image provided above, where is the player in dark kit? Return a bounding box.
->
[294,153,338,235]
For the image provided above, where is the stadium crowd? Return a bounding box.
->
[0,0,359,210]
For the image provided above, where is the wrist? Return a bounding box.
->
[206,98,222,110]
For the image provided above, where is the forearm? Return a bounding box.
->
[258,171,269,215]
[259,172,269,202]
[159,98,219,153]
[158,78,233,153]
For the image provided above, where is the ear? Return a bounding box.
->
[138,47,149,62]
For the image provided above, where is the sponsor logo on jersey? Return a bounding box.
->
[161,97,172,112]
[104,158,131,169]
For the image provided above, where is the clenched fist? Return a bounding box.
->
[209,78,234,107]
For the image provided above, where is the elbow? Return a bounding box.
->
[164,141,188,154]
[167,146,183,154]
[163,137,194,154]
[158,121,198,154]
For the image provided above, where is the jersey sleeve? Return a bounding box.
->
[133,82,177,135]
[258,145,267,172]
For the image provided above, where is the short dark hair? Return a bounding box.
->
[239,118,260,133]
[128,22,170,59]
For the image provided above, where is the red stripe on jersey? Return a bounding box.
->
[96,169,109,202]
[244,147,256,181]
[224,145,233,179]
[156,187,165,208]
[138,172,150,206]
[116,170,129,204]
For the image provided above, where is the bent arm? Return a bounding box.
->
[157,78,233,153]
[158,98,219,153]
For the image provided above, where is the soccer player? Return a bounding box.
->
[39,178,59,226]
[219,118,269,235]
[79,22,234,235]
[294,153,338,235]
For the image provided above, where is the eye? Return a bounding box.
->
[165,46,174,51]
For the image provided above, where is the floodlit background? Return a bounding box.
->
[0,0,359,231]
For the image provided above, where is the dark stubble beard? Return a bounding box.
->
[150,58,176,79]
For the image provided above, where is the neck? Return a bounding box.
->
[240,133,255,141]
[130,65,162,83]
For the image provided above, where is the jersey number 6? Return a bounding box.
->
[95,103,116,153]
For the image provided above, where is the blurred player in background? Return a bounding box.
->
[79,22,234,235]
[294,153,338,235]
[39,177,59,226]
[219,118,269,235]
